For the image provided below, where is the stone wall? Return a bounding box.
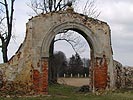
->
[114,60,133,89]
[123,66,133,88]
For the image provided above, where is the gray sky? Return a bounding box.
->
[96,0,133,66]
[0,0,133,66]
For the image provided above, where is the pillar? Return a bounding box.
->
[40,57,48,94]
[92,55,108,91]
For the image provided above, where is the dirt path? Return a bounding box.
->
[57,78,90,87]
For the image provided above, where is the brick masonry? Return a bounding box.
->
[33,58,48,94]
[93,55,108,90]
[0,8,115,94]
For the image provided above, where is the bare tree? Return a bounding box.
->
[28,0,100,18]
[55,30,86,54]
[82,0,100,18]
[0,0,15,63]
[28,0,76,15]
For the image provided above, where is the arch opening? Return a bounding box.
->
[39,20,113,94]
[48,30,91,88]
[39,23,97,94]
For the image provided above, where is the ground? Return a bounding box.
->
[0,84,133,100]
[0,78,133,100]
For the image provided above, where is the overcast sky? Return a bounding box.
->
[0,0,133,66]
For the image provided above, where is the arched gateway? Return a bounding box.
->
[1,8,115,94]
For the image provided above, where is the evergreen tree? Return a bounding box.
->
[68,53,83,76]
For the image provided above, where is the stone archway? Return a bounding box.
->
[31,11,114,94]
[0,9,114,95]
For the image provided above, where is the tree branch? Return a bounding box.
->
[55,0,62,11]
[10,0,15,24]
[0,33,4,42]
[43,0,48,13]
[0,17,6,24]
[27,2,39,15]
[83,0,100,18]
[4,0,15,46]
[49,0,53,12]
[0,8,5,13]
[54,38,76,43]
[54,38,77,53]
[0,2,5,6]
[53,0,56,10]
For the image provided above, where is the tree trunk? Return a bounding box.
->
[48,43,53,83]
[49,38,58,84]
[0,0,15,63]
[2,44,8,63]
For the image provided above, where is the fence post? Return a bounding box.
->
[85,73,86,78]
[78,73,80,78]
[71,73,73,78]
[64,74,66,78]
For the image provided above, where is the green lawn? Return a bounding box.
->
[0,84,133,100]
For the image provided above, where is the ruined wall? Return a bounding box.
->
[0,21,34,93]
[124,67,133,88]
[0,8,114,94]
[114,60,123,88]
[114,60,133,89]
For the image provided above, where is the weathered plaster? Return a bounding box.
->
[0,9,116,94]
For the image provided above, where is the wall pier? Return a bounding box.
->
[92,55,108,91]
[40,57,48,94]
[33,57,48,94]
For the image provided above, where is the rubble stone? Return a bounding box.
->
[114,60,133,89]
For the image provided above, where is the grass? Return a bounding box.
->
[0,84,133,100]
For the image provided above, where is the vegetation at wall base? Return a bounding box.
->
[0,84,132,100]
